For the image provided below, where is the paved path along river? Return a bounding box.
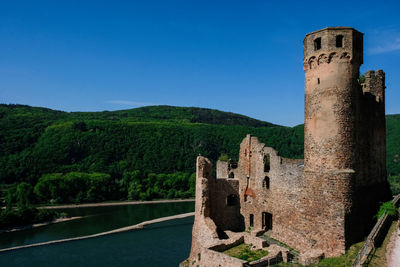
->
[388,227,400,267]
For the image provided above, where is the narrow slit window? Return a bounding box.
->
[264,154,270,172]
[336,35,344,48]
[314,37,321,51]
[317,78,320,84]
[250,214,254,227]
[263,176,270,189]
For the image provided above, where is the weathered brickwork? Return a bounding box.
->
[303,27,391,254]
[183,27,391,266]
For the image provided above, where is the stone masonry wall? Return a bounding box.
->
[235,135,311,253]
[303,27,391,253]
[185,27,391,266]
[348,69,392,244]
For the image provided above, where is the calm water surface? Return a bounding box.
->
[0,201,194,266]
[0,216,194,267]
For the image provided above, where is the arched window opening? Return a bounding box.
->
[336,35,344,48]
[263,176,270,189]
[226,194,238,206]
[229,172,235,178]
[264,154,270,172]
[250,214,254,227]
[314,37,321,51]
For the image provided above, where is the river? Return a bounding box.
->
[0,201,194,266]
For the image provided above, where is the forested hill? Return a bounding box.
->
[0,104,275,126]
[0,104,293,184]
[0,104,399,197]
[70,105,277,127]
[386,114,400,177]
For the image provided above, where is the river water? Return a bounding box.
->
[0,201,194,267]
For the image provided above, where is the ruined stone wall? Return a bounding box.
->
[347,70,392,244]
[189,156,244,266]
[210,178,243,232]
[216,160,229,179]
[189,157,219,260]
[199,246,247,267]
[357,70,387,187]
[234,135,311,253]
[186,27,392,266]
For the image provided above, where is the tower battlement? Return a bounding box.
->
[303,27,363,70]
[363,70,385,102]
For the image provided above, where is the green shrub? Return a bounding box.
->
[377,201,398,219]
[388,175,400,195]
[34,209,58,223]
[218,154,229,162]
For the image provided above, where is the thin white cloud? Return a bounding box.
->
[369,38,400,54]
[107,100,156,107]
[368,29,400,55]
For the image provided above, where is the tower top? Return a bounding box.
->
[304,27,362,37]
[303,27,363,65]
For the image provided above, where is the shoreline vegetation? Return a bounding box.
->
[0,211,194,253]
[1,172,196,230]
[38,198,195,209]
[0,198,194,234]
[0,199,194,233]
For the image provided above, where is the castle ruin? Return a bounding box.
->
[183,27,392,266]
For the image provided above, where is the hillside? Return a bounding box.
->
[0,104,298,184]
[386,114,400,177]
[0,104,399,196]
[69,105,277,127]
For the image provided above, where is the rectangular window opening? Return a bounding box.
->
[314,37,321,51]
[336,35,344,48]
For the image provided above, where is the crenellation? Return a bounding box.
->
[363,70,385,102]
[183,27,391,266]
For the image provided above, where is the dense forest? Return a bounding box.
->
[0,104,399,205]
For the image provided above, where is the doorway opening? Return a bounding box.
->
[262,212,272,231]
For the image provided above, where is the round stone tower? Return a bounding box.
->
[301,27,365,255]
[303,27,363,172]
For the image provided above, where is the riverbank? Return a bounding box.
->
[39,198,194,209]
[0,216,82,234]
[0,212,194,253]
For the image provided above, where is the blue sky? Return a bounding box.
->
[1,0,400,126]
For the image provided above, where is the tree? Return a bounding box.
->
[16,182,34,210]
